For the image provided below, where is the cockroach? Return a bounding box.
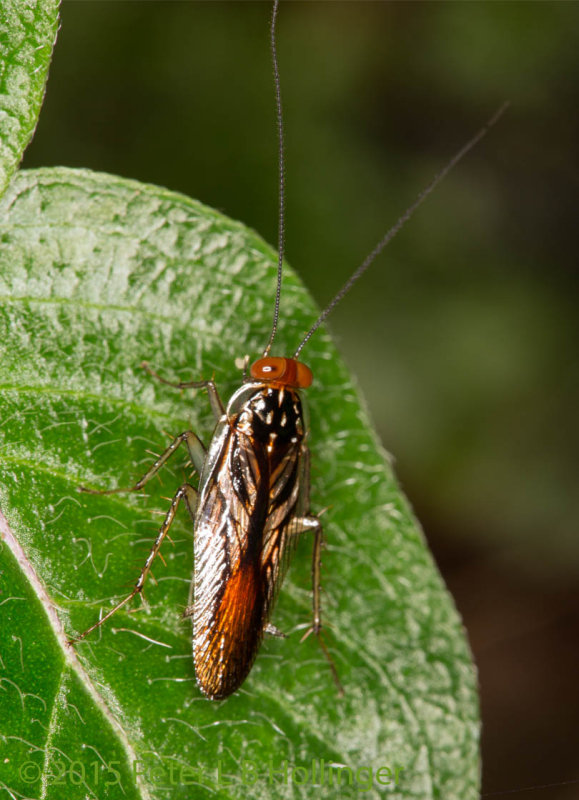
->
[75,0,507,700]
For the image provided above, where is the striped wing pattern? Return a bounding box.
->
[193,383,307,699]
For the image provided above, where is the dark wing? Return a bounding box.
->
[193,410,304,700]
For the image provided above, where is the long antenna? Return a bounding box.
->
[263,0,285,357]
[293,101,510,359]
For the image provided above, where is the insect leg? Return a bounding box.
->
[73,483,198,641]
[305,518,345,696]
[79,431,206,494]
[297,449,344,695]
[264,623,286,638]
[142,361,225,420]
[292,514,323,634]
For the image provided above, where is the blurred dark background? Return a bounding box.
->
[23,2,579,796]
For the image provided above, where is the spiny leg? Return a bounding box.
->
[141,361,225,421]
[291,510,344,695]
[294,449,343,692]
[73,483,198,642]
[79,431,206,495]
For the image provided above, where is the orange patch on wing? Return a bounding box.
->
[195,561,264,699]
[217,562,260,639]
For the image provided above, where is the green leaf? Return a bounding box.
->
[0,167,479,799]
[0,0,60,197]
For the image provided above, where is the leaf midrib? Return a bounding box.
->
[0,508,153,800]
